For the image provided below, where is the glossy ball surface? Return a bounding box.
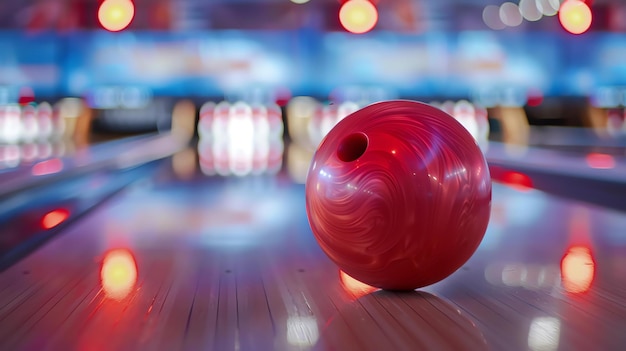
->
[305,100,491,291]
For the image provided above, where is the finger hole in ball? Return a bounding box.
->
[337,132,368,162]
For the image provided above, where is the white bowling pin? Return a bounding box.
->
[474,105,491,142]
[266,103,284,140]
[51,102,65,140]
[198,138,216,176]
[227,102,255,176]
[320,104,338,139]
[212,101,231,176]
[20,104,39,142]
[336,101,359,125]
[198,101,216,139]
[21,143,38,162]
[2,104,22,144]
[607,110,622,136]
[2,144,21,167]
[0,105,6,144]
[453,100,479,141]
[266,138,284,175]
[36,102,53,141]
[441,100,456,116]
[251,104,270,174]
[37,142,53,160]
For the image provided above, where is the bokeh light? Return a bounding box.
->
[339,0,379,34]
[98,0,135,32]
[500,2,524,27]
[561,246,595,293]
[519,0,543,21]
[290,0,311,4]
[483,5,506,30]
[32,158,64,176]
[536,0,561,16]
[559,0,592,35]
[41,208,70,230]
[503,171,533,192]
[101,249,138,300]
[585,153,615,169]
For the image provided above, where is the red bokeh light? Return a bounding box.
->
[41,208,70,230]
[585,153,615,169]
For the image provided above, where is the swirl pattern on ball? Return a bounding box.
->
[305,100,491,290]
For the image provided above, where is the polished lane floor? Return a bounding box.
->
[0,144,625,351]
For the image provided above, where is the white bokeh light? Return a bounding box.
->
[528,317,561,351]
[536,0,561,16]
[483,5,507,30]
[500,2,524,27]
[520,0,543,21]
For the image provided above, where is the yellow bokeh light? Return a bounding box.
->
[561,246,595,294]
[339,0,378,34]
[559,0,592,35]
[98,0,135,32]
[101,249,138,300]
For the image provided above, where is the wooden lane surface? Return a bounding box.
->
[1,167,626,350]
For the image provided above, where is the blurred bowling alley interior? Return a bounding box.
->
[0,0,622,179]
[1,1,626,351]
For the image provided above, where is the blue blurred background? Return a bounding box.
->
[0,0,623,104]
[0,0,623,151]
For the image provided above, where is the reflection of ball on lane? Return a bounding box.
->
[306,100,491,291]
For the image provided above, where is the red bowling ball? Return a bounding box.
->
[305,100,491,291]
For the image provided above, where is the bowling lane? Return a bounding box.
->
[0,160,164,270]
[1,146,625,351]
[0,133,186,198]
[485,141,626,213]
[524,126,626,156]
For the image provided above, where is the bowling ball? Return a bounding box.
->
[305,100,491,291]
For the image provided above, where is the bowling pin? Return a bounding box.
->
[37,142,53,160]
[198,138,216,176]
[320,104,338,139]
[227,102,255,176]
[474,105,491,146]
[441,100,456,117]
[20,104,39,143]
[2,104,23,144]
[198,101,216,140]
[1,144,21,168]
[266,103,284,140]
[212,102,231,176]
[453,100,479,142]
[336,101,359,125]
[607,109,623,136]
[266,138,284,175]
[0,105,6,144]
[21,143,38,162]
[51,102,66,141]
[251,104,270,174]
[36,102,53,141]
